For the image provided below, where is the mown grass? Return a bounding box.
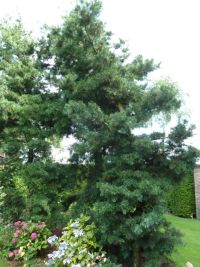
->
[167,214,200,267]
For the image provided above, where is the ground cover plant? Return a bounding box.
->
[0,0,199,266]
[0,220,51,264]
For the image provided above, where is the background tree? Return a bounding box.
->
[0,21,63,224]
[41,1,199,266]
[0,20,92,227]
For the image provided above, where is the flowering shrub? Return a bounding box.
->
[0,220,51,262]
[46,215,108,266]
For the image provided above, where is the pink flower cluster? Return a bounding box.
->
[8,249,18,258]
[37,222,46,229]
[8,220,40,259]
[30,232,37,240]
[8,221,50,260]
[14,221,22,227]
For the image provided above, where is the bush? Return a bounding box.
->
[167,174,196,218]
[0,220,51,263]
[0,163,92,228]
[46,215,119,267]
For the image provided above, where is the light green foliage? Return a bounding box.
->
[0,186,6,207]
[46,215,117,267]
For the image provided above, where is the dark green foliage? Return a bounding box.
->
[0,21,52,225]
[40,1,199,266]
[167,173,196,218]
[0,161,91,227]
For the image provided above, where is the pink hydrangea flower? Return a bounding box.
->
[9,252,14,258]
[14,230,20,237]
[22,223,27,230]
[12,239,17,244]
[14,221,22,226]
[30,232,37,240]
[13,249,18,254]
[37,222,46,228]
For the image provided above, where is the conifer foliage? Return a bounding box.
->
[0,1,199,266]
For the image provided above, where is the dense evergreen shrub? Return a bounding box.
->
[0,162,91,227]
[167,173,196,218]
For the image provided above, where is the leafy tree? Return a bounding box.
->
[41,1,199,266]
[0,19,90,227]
[0,21,58,223]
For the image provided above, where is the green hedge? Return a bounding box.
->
[167,174,196,218]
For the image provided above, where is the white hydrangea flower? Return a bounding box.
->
[70,221,80,228]
[88,252,94,259]
[47,235,58,244]
[46,259,54,266]
[73,229,84,237]
[48,250,61,260]
[63,258,72,265]
[59,241,68,250]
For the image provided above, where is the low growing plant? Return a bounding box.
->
[0,220,51,263]
[46,215,117,267]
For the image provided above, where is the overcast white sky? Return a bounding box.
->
[1,0,200,158]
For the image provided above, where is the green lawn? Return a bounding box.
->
[0,258,8,267]
[167,214,200,267]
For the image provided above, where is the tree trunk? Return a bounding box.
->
[134,248,145,267]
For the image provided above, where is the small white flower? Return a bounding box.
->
[48,254,52,259]
[49,250,60,259]
[46,259,54,266]
[73,229,84,237]
[88,252,94,259]
[70,221,80,228]
[59,241,68,250]
[47,235,58,244]
[63,258,72,265]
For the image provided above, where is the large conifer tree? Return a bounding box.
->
[41,1,199,266]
